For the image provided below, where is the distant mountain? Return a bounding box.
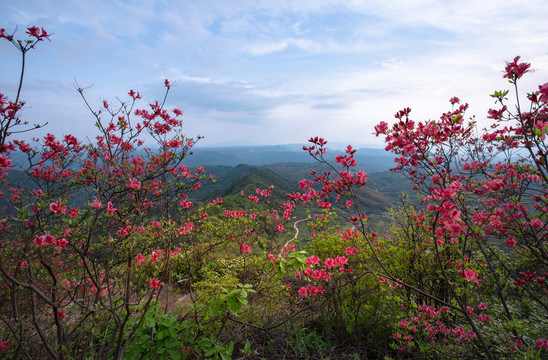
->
[6,144,412,214]
[367,171,419,205]
[192,162,404,214]
[185,145,313,167]
[8,144,399,173]
[194,164,295,201]
[186,145,397,173]
[185,145,414,212]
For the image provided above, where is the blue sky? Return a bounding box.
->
[1,0,547,148]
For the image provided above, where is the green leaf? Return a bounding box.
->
[167,349,181,360]
[237,297,248,306]
[227,298,240,315]
[243,340,251,355]
[208,304,218,318]
[145,316,156,328]
[204,348,216,356]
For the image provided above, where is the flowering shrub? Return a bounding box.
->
[295,56,548,358]
[0,25,215,359]
[0,26,313,360]
[378,56,548,359]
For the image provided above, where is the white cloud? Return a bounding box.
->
[245,40,290,55]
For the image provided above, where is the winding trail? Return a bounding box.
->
[278,215,310,256]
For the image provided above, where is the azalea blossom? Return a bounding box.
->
[460,268,480,286]
[374,121,388,136]
[530,218,544,228]
[26,26,51,40]
[503,56,531,81]
[90,199,102,209]
[535,339,548,350]
[50,201,67,214]
[539,82,548,103]
[127,178,141,189]
[106,202,117,215]
[239,242,251,253]
[56,238,68,250]
[149,277,163,289]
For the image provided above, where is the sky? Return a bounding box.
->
[1,0,548,149]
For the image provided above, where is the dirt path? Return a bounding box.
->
[278,215,309,256]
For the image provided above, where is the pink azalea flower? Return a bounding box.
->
[239,243,251,253]
[530,218,543,228]
[43,234,56,245]
[68,208,79,218]
[106,202,117,215]
[335,256,348,266]
[505,238,517,247]
[34,235,45,246]
[306,255,320,266]
[50,201,67,214]
[56,238,68,249]
[461,268,480,286]
[538,82,548,103]
[374,121,388,137]
[31,189,44,196]
[0,340,10,352]
[324,258,336,269]
[535,339,548,350]
[127,178,141,189]
[90,199,102,209]
[503,56,531,81]
[149,277,163,289]
[26,26,40,37]
[179,200,193,209]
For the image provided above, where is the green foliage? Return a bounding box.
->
[197,338,234,360]
[121,302,192,360]
[209,283,256,317]
[267,249,308,278]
